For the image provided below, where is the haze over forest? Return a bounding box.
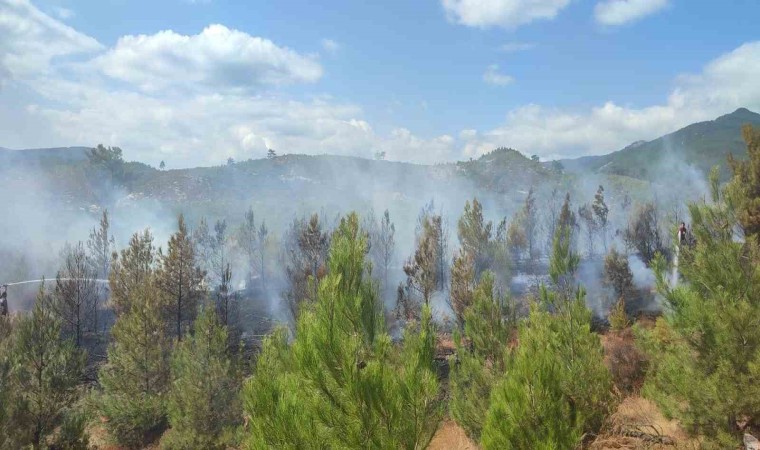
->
[2,0,760,449]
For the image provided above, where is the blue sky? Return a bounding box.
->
[1,0,760,167]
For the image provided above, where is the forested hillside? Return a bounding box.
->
[1,118,760,449]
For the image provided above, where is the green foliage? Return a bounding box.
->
[163,306,241,450]
[109,229,155,315]
[639,133,760,446]
[549,194,580,290]
[4,285,86,449]
[449,272,515,441]
[481,288,613,449]
[98,281,171,448]
[51,407,90,450]
[457,198,493,276]
[608,298,629,331]
[243,212,442,449]
[727,125,760,239]
[156,214,205,339]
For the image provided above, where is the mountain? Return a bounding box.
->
[0,146,90,165]
[560,108,760,180]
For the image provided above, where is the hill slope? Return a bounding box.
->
[561,108,760,180]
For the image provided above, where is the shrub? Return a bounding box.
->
[481,288,614,449]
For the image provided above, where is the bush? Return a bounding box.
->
[51,407,90,450]
[449,272,514,440]
[163,306,241,450]
[608,298,629,331]
[481,288,614,449]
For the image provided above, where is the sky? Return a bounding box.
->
[1,0,759,168]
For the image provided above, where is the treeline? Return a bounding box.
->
[1,126,759,448]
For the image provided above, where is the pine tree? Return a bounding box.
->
[481,287,613,449]
[7,284,85,449]
[156,215,205,340]
[639,129,760,446]
[449,250,475,330]
[550,194,580,293]
[257,220,269,292]
[522,188,538,260]
[449,272,515,441]
[457,198,493,278]
[87,209,114,280]
[109,229,155,315]
[162,306,240,449]
[52,242,101,347]
[624,202,666,266]
[727,125,760,239]
[243,213,441,449]
[593,185,610,252]
[237,207,259,289]
[399,215,439,320]
[98,280,171,448]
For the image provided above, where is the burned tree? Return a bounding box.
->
[367,209,396,295]
[284,214,330,320]
[593,185,610,252]
[51,242,101,347]
[578,203,598,258]
[87,209,114,280]
[624,202,667,266]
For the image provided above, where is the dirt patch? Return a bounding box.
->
[429,420,478,450]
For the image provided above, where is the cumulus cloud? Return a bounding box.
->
[483,64,514,86]
[3,0,760,167]
[92,24,323,93]
[594,0,669,26]
[0,0,101,82]
[474,42,760,159]
[442,0,571,29]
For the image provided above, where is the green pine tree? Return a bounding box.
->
[6,284,86,449]
[639,130,760,447]
[481,287,613,449]
[156,214,205,340]
[243,212,442,449]
[98,280,171,448]
[449,272,515,441]
[162,306,241,449]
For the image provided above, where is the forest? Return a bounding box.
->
[1,124,759,449]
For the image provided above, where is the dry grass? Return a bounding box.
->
[589,396,699,449]
[428,420,479,450]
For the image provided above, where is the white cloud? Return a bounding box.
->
[3,0,760,167]
[52,6,74,19]
[442,0,571,29]
[92,24,323,93]
[321,39,339,54]
[471,42,760,159]
[0,0,101,83]
[499,41,536,52]
[483,64,514,86]
[594,0,669,26]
